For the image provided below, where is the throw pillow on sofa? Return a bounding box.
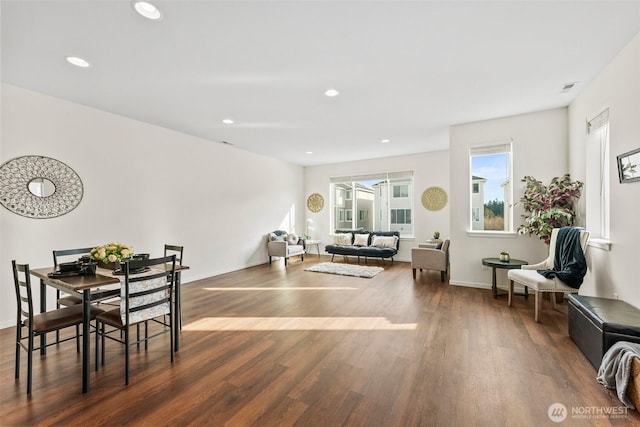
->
[371,235,398,248]
[286,233,299,245]
[334,234,352,245]
[353,233,370,246]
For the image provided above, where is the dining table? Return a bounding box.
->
[31,263,189,393]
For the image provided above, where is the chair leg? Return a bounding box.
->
[27,333,33,395]
[269,256,272,264]
[508,280,514,307]
[136,324,140,349]
[145,321,149,351]
[95,321,99,371]
[440,271,445,282]
[15,323,21,379]
[535,291,541,323]
[101,323,106,366]
[124,327,130,386]
[412,268,416,279]
[551,292,558,309]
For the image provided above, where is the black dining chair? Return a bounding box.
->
[52,247,121,343]
[164,244,184,328]
[12,260,105,394]
[52,247,95,308]
[95,255,176,385]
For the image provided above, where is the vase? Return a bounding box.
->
[96,261,119,271]
[499,254,510,262]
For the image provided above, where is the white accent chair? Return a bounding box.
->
[411,239,450,282]
[267,230,305,266]
[507,228,589,322]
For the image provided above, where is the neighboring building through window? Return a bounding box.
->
[469,142,513,231]
[330,172,414,236]
[586,108,610,240]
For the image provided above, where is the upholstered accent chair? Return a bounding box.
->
[267,230,305,265]
[411,239,450,282]
[507,227,589,322]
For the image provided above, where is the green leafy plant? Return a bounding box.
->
[518,174,583,245]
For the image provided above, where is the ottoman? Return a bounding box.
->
[568,295,640,369]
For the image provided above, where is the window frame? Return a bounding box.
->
[329,172,414,237]
[468,142,513,234]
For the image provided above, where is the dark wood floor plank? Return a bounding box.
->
[1,255,638,426]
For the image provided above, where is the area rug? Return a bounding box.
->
[305,262,384,278]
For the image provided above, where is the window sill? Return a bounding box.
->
[466,230,518,238]
[588,238,612,251]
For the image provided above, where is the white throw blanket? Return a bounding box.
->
[596,341,640,409]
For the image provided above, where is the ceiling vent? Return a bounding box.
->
[561,82,578,93]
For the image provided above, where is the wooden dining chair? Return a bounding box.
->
[95,255,176,385]
[12,260,105,394]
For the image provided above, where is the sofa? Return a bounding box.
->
[267,230,305,265]
[324,230,400,263]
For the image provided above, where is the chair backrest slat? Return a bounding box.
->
[52,246,95,267]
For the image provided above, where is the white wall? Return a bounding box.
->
[449,108,569,291]
[304,150,450,262]
[0,84,304,328]
[568,33,640,309]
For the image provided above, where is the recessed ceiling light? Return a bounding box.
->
[222,119,234,124]
[381,139,390,143]
[324,89,339,97]
[132,1,162,20]
[66,56,90,68]
[306,151,313,155]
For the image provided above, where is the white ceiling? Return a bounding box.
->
[2,1,639,166]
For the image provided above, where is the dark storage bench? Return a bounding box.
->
[568,295,640,369]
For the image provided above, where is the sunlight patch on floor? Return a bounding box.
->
[183,317,417,331]
[202,287,358,291]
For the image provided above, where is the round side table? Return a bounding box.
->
[481,257,528,299]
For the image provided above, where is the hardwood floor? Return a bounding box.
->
[1,256,637,426]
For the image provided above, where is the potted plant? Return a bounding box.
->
[518,174,583,245]
[433,231,440,240]
[499,251,510,262]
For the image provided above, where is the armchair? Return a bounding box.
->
[411,239,450,282]
[267,230,305,266]
[507,227,589,322]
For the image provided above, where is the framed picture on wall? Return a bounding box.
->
[617,147,640,183]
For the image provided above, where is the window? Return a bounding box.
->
[393,185,408,198]
[391,209,411,224]
[586,109,610,239]
[330,171,414,236]
[469,142,513,232]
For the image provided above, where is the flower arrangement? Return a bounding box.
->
[90,242,133,265]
